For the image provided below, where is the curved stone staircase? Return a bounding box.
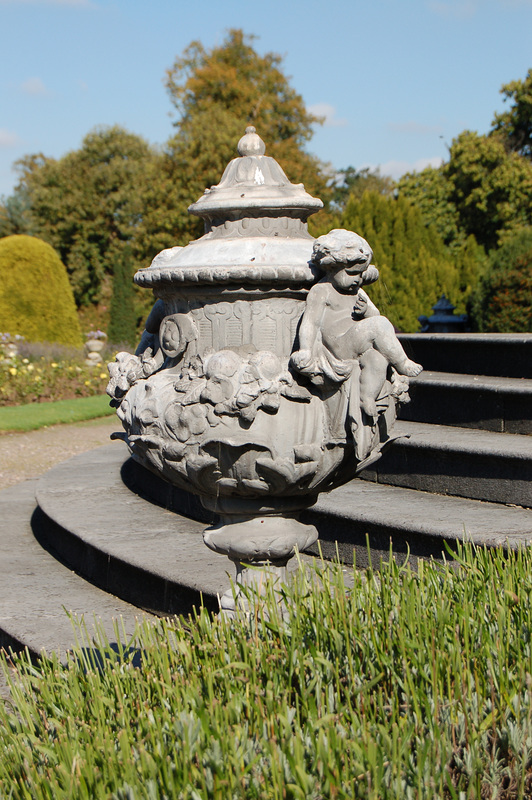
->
[1,333,531,661]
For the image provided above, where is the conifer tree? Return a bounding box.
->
[108,245,138,348]
[341,192,480,331]
[0,235,82,345]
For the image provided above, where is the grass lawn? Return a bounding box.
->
[0,394,114,432]
[2,544,532,799]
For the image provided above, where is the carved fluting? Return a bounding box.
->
[204,215,309,239]
[138,298,305,359]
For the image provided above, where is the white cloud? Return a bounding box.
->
[388,121,444,136]
[20,77,49,96]
[370,157,444,181]
[307,103,347,128]
[0,129,20,147]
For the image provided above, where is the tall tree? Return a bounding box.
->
[491,68,532,160]
[0,185,36,238]
[397,165,464,250]
[445,130,532,252]
[399,70,532,256]
[160,29,332,242]
[108,245,138,347]
[469,228,532,332]
[398,131,532,254]
[12,127,159,306]
[332,167,395,213]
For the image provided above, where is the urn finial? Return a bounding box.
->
[238,126,266,157]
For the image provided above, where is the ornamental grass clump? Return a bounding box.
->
[2,543,532,799]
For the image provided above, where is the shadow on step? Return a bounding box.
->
[30,505,220,618]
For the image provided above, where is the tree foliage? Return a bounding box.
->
[469,228,532,332]
[399,70,532,257]
[0,235,82,345]
[341,191,483,331]
[397,165,464,250]
[163,29,332,241]
[446,130,532,252]
[332,167,395,213]
[399,132,532,254]
[12,127,159,307]
[0,185,36,238]
[108,245,138,347]
[492,68,532,160]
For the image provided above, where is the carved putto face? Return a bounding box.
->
[312,229,374,293]
[312,229,373,271]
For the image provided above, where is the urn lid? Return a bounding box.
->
[188,127,323,222]
[135,128,323,291]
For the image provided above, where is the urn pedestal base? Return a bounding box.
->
[203,513,318,615]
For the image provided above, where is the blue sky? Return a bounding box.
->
[1,0,532,198]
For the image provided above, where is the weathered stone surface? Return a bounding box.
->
[0,476,149,662]
[108,130,415,602]
[35,445,228,615]
[362,420,532,507]
[33,446,532,601]
[400,371,532,434]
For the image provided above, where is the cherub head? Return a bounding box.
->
[312,229,379,293]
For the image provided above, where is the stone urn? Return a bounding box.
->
[107,127,420,611]
[85,332,107,366]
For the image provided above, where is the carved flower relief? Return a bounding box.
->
[109,330,337,496]
[164,401,209,443]
[159,313,199,360]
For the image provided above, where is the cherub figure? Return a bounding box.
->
[291,229,422,419]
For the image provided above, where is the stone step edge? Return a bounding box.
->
[398,333,532,379]
[0,478,152,663]
[408,371,532,393]
[394,421,532,458]
[35,446,532,597]
[360,421,532,508]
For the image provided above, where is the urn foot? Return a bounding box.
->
[203,514,318,615]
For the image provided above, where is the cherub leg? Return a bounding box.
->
[359,349,388,418]
[349,317,422,377]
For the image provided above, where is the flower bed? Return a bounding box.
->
[0,333,112,406]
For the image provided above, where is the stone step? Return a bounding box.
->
[361,421,532,507]
[399,371,532,434]
[398,333,532,379]
[0,477,152,663]
[34,443,228,617]
[303,479,532,566]
[34,445,532,600]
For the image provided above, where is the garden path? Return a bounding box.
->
[0,417,120,489]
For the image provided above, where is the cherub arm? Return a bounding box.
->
[354,288,380,318]
[296,283,329,352]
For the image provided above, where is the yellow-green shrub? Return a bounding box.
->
[0,234,82,346]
